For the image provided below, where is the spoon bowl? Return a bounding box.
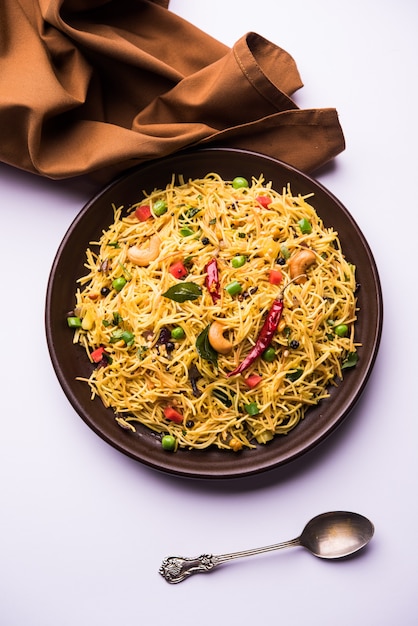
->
[299,511,375,559]
[159,511,375,583]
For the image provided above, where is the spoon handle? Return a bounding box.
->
[159,537,301,584]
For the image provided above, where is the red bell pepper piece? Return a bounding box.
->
[205,258,220,303]
[255,195,272,209]
[90,346,105,362]
[135,204,152,222]
[244,374,263,388]
[169,261,188,279]
[269,269,283,285]
[227,297,284,377]
[163,406,184,424]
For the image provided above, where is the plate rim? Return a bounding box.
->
[45,147,383,478]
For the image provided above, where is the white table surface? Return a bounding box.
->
[1,1,417,624]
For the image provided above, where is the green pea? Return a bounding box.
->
[161,435,177,451]
[171,326,185,340]
[152,199,168,216]
[225,280,243,296]
[298,217,312,234]
[112,276,127,292]
[231,255,246,268]
[67,316,82,328]
[335,324,349,337]
[262,346,276,362]
[232,176,249,189]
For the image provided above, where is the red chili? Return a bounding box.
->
[205,258,220,303]
[227,297,284,377]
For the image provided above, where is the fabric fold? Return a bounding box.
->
[0,0,345,181]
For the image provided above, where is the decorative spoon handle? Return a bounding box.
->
[159,538,300,584]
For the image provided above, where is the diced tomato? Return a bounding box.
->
[244,374,263,388]
[269,269,283,285]
[90,346,105,363]
[169,261,188,279]
[163,406,184,424]
[255,195,272,209]
[135,204,152,222]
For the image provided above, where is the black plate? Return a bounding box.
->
[45,148,383,478]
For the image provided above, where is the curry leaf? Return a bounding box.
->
[162,282,202,303]
[286,368,303,382]
[212,387,234,408]
[188,363,202,398]
[342,351,359,370]
[179,206,201,221]
[196,325,218,367]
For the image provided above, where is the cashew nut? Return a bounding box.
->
[288,248,316,284]
[229,438,243,452]
[208,321,233,355]
[127,234,161,266]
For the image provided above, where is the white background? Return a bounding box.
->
[1,1,417,624]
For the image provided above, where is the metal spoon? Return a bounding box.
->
[159,511,374,584]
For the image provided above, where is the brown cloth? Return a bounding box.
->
[0,0,345,182]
